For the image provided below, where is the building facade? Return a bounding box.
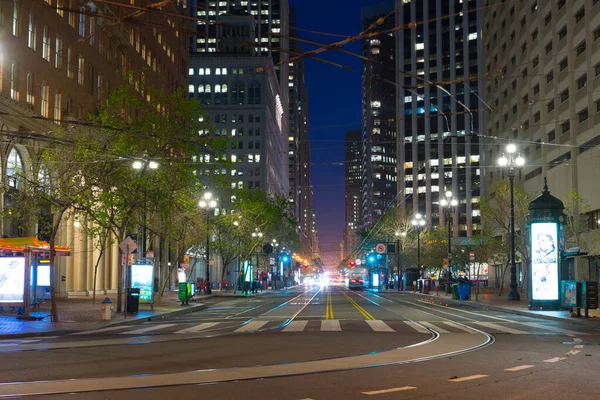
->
[0,0,188,296]
[483,0,600,285]
[395,0,484,237]
[343,129,363,260]
[361,1,398,226]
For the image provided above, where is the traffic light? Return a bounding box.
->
[349,259,356,267]
[367,253,377,265]
[282,254,290,262]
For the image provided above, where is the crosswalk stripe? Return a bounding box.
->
[234,320,269,333]
[366,320,395,332]
[120,324,177,335]
[321,320,341,331]
[473,322,528,334]
[283,321,308,332]
[418,321,450,333]
[403,321,430,334]
[71,325,135,335]
[443,321,477,333]
[174,322,220,334]
[518,322,588,336]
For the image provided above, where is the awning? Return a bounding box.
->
[0,237,71,256]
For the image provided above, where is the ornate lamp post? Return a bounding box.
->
[132,160,158,260]
[411,214,426,278]
[199,192,218,292]
[394,231,406,291]
[440,190,458,293]
[498,144,525,301]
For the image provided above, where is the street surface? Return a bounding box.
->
[0,284,599,399]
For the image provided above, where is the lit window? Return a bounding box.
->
[415,43,424,50]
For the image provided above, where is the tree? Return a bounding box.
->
[480,179,530,296]
[563,189,590,249]
[470,225,505,301]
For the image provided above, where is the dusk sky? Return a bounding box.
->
[292,0,386,266]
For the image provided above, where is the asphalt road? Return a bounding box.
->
[1,284,599,399]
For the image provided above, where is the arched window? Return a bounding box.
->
[248,82,261,105]
[38,165,50,193]
[7,148,23,188]
[214,84,221,93]
[204,84,212,105]
[188,84,195,93]
[231,82,244,105]
[197,84,205,104]
[220,84,228,105]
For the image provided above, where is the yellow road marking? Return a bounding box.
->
[325,291,334,320]
[343,291,375,320]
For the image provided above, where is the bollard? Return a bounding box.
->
[101,297,113,321]
[413,280,417,292]
[435,280,440,296]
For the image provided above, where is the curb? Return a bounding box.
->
[390,291,599,326]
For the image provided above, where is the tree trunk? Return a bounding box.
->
[498,261,510,296]
[49,207,67,322]
[92,232,109,304]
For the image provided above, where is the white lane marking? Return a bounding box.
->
[403,321,430,334]
[120,324,177,335]
[0,340,41,347]
[366,320,395,332]
[575,345,584,349]
[71,325,135,335]
[443,321,478,334]
[421,300,512,322]
[449,374,488,382]
[544,357,567,363]
[234,320,269,333]
[566,350,581,356]
[473,321,528,334]
[504,365,535,372]
[418,321,450,333]
[519,322,588,337]
[321,320,341,332]
[174,322,220,334]
[362,386,417,395]
[573,338,583,342]
[283,321,308,332]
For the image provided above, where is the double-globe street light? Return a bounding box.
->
[394,231,406,291]
[132,160,158,260]
[440,191,458,293]
[497,144,525,301]
[199,192,218,292]
[411,214,426,278]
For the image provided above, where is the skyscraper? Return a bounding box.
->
[361,1,398,226]
[343,129,363,259]
[395,0,484,237]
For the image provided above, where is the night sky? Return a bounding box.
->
[291,0,386,266]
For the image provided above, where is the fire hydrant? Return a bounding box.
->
[101,297,113,321]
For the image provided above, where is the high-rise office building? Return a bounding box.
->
[361,1,398,226]
[395,0,484,237]
[483,0,600,283]
[343,129,363,259]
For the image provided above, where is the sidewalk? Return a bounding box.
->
[397,286,600,324]
[0,287,278,339]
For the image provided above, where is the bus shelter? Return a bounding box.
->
[0,237,70,317]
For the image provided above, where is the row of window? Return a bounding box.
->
[196,154,262,163]
[189,83,261,105]
[199,127,261,137]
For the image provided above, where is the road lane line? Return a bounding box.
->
[573,338,583,342]
[443,321,477,333]
[473,322,528,334]
[120,324,177,335]
[321,320,341,332]
[342,291,375,320]
[544,357,567,363]
[362,386,417,395]
[566,350,581,355]
[366,320,395,332]
[504,365,535,372]
[449,374,488,382]
[283,321,308,332]
[403,321,430,334]
[174,322,220,334]
[71,325,135,335]
[518,322,588,337]
[575,345,584,349]
[418,321,450,333]
[233,320,269,333]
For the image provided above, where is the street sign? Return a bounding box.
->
[269,257,275,264]
[355,259,362,266]
[119,236,137,254]
[469,252,475,261]
[376,243,386,254]
[443,258,449,268]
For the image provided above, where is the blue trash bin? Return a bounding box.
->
[458,283,470,300]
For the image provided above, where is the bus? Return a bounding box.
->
[346,266,369,290]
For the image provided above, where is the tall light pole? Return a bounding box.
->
[440,191,458,293]
[498,144,525,301]
[199,192,218,291]
[411,214,426,278]
[132,160,158,261]
[394,231,406,291]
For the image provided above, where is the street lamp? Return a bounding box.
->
[199,192,218,292]
[411,214,426,278]
[498,144,525,301]
[440,191,458,293]
[132,160,159,260]
[394,231,406,291]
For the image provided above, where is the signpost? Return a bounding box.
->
[375,243,386,254]
[119,237,137,316]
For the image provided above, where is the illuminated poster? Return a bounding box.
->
[531,222,559,300]
[0,258,26,303]
[37,265,51,286]
[131,264,153,303]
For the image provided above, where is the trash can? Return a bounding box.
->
[451,284,459,300]
[126,288,140,313]
[458,283,470,300]
[101,297,113,320]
